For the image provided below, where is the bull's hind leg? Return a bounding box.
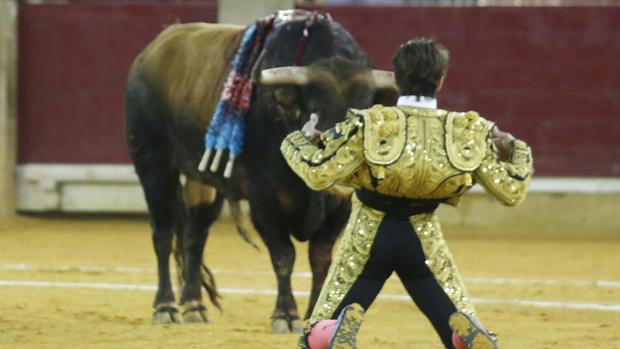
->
[126,83,182,324]
[133,162,182,324]
[249,206,301,334]
[179,181,224,323]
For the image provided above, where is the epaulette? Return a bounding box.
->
[445,111,494,172]
[355,105,406,166]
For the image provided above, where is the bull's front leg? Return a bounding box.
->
[250,208,303,334]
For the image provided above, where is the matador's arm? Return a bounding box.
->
[473,132,534,206]
[280,112,365,191]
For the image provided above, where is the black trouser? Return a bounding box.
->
[330,214,458,349]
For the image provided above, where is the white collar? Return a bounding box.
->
[396,95,437,109]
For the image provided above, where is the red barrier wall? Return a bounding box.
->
[17,1,218,164]
[301,5,620,177]
[17,4,620,177]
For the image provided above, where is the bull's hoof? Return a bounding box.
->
[271,317,303,334]
[182,300,209,323]
[152,302,184,324]
[289,318,304,334]
[271,318,291,333]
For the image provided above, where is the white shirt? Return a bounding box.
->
[396,95,437,109]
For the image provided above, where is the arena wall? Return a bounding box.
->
[14,0,218,213]
[219,0,295,25]
[0,0,18,218]
[302,5,620,177]
[10,2,620,234]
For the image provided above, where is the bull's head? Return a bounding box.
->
[254,56,398,133]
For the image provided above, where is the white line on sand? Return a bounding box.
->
[2,263,619,289]
[1,279,619,312]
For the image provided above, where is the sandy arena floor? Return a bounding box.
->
[0,215,618,349]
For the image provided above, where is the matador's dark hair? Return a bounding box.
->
[392,37,449,97]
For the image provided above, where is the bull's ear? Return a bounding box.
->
[373,87,399,106]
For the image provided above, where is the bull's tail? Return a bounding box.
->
[200,263,222,311]
[227,198,260,251]
[173,235,223,312]
[173,234,184,294]
[172,194,186,294]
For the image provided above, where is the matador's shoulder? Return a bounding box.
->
[445,111,495,172]
[349,105,407,166]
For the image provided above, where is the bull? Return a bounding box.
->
[124,10,398,332]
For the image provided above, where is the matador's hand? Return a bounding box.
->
[302,113,323,140]
[491,125,515,161]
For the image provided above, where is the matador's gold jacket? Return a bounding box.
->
[281,105,533,206]
[281,105,533,325]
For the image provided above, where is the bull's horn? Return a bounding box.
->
[372,70,397,89]
[259,66,310,85]
[250,50,267,83]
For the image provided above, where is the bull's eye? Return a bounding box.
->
[273,87,299,106]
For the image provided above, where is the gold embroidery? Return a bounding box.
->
[474,139,533,206]
[282,105,532,206]
[280,113,365,191]
[359,106,407,166]
[308,195,384,323]
[410,213,476,316]
[349,107,477,203]
[445,111,494,172]
[285,105,533,345]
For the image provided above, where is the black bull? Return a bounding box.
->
[125,16,398,332]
